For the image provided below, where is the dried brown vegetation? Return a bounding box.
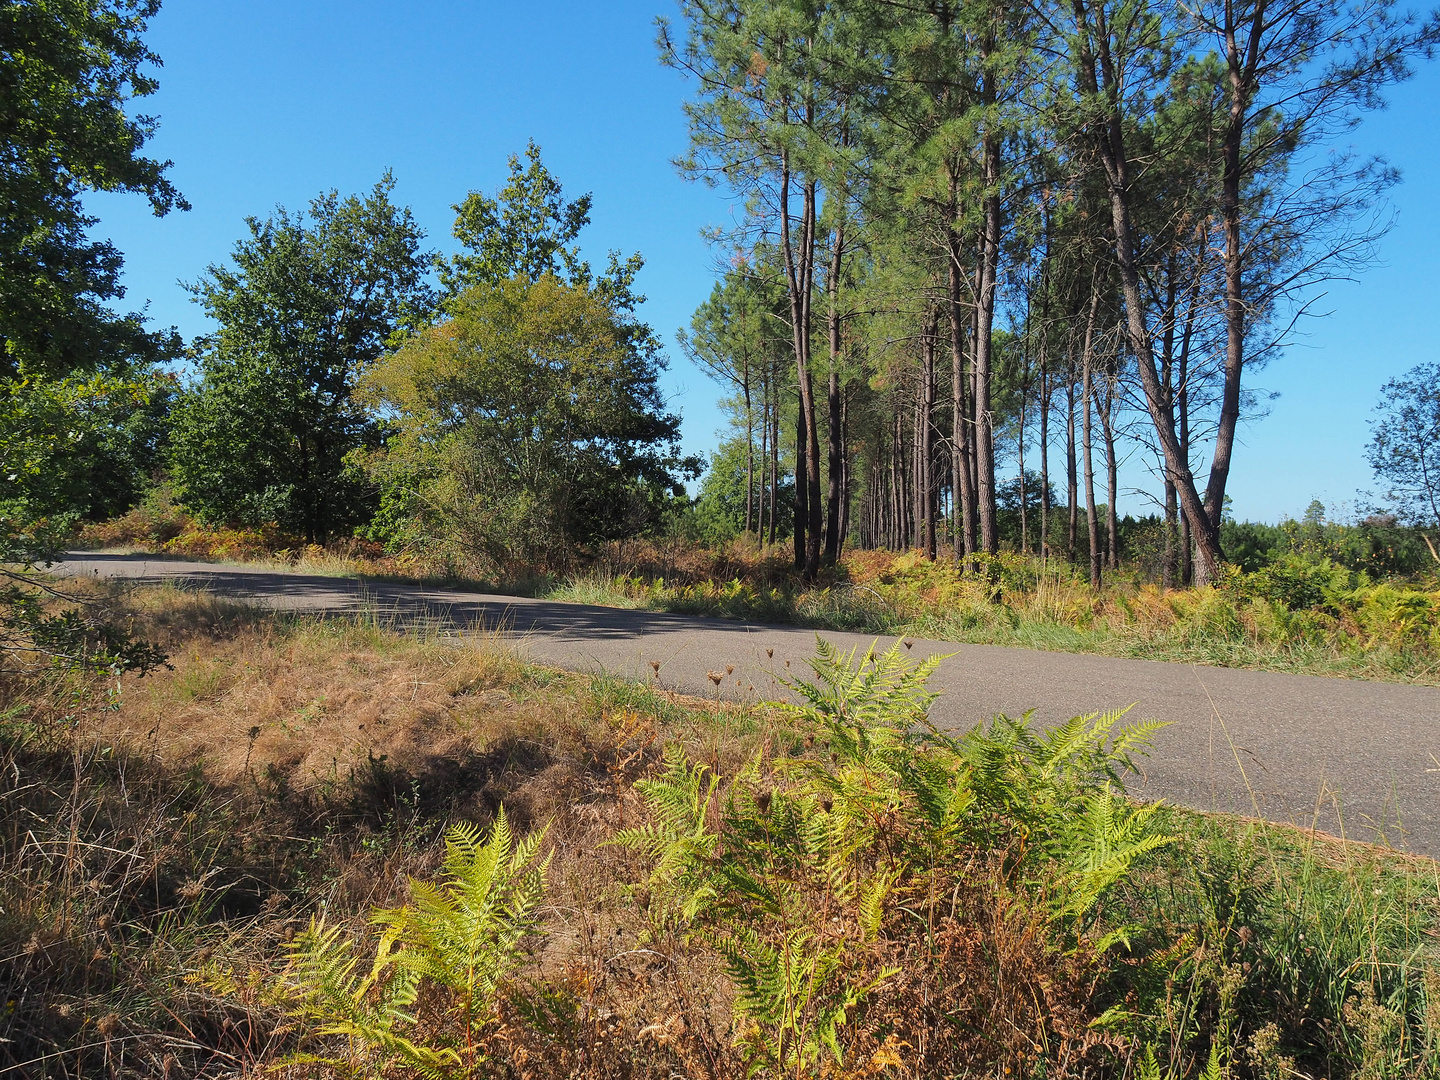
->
[1,584,1436,1078]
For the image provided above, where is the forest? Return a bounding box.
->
[659,0,1439,590]
[7,2,1440,1077]
[9,0,1440,606]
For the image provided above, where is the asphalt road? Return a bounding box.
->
[55,552,1440,857]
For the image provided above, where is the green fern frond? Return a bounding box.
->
[608,742,721,924]
[1055,788,1175,916]
[858,869,899,939]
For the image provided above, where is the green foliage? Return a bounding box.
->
[1241,553,1356,612]
[0,371,168,677]
[169,174,432,542]
[440,140,592,299]
[439,140,645,315]
[0,0,188,381]
[1369,363,1440,529]
[358,274,694,571]
[682,438,794,545]
[617,640,1173,1075]
[0,371,173,525]
[1222,505,1437,578]
[271,811,549,1078]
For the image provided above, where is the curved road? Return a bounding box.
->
[57,552,1440,857]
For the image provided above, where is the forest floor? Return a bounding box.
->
[4,582,1438,1077]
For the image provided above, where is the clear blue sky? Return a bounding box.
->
[88,1,1440,525]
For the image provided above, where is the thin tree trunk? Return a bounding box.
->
[1081,285,1102,586]
[1068,0,1224,581]
[1164,477,1178,588]
[823,222,846,566]
[769,383,780,547]
[1100,374,1119,570]
[1018,294,1031,553]
[1066,353,1078,557]
[1208,4,1264,543]
[974,64,1002,555]
[837,389,850,557]
[795,395,807,570]
[922,314,938,560]
[757,373,769,542]
[743,350,754,535]
[948,247,977,559]
[778,152,823,580]
[1039,311,1051,560]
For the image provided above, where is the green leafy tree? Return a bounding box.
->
[1368,362,1440,534]
[358,274,693,571]
[439,140,644,315]
[0,0,187,380]
[0,373,172,525]
[0,376,168,676]
[685,437,794,545]
[169,175,433,542]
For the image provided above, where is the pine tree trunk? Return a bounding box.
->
[1040,320,1051,560]
[922,315,938,560]
[974,63,1002,556]
[795,396,807,571]
[948,251,977,560]
[1067,0,1224,581]
[1101,376,1119,570]
[1066,355,1078,558]
[823,223,846,566]
[1081,286,1102,587]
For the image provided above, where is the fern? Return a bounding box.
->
[1054,786,1175,917]
[272,809,549,1077]
[608,742,721,923]
[610,644,1177,1078]
[276,917,449,1078]
[715,924,897,1076]
[781,638,947,750]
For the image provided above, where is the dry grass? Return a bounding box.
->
[0,583,782,1077]
[5,582,1437,1078]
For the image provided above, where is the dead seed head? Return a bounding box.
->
[706,671,723,686]
[725,664,735,675]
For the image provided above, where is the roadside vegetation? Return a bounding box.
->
[85,491,1440,686]
[9,4,1440,1078]
[2,582,1438,1077]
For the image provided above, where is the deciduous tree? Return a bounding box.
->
[169,175,432,541]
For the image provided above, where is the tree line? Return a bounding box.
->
[666,0,1438,584]
[5,0,1439,589]
[0,0,696,578]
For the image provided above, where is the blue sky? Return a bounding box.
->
[88,1,1440,525]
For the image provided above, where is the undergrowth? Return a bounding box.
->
[79,506,1440,684]
[5,586,1435,1077]
[541,548,1440,686]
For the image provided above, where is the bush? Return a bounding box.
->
[1239,554,1357,613]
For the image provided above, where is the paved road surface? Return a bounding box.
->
[55,552,1440,856]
